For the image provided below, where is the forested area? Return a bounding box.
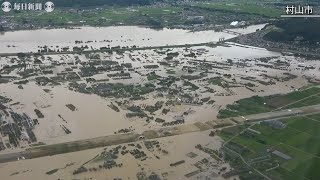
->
[264,18,320,44]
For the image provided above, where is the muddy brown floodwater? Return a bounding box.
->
[0,24,267,53]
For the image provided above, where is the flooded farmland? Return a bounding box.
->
[0,40,318,146]
[0,24,319,180]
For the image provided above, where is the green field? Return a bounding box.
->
[208,77,224,87]
[219,113,320,180]
[195,3,282,18]
[166,69,176,75]
[147,73,161,81]
[218,87,320,118]
[0,1,286,29]
[9,6,183,27]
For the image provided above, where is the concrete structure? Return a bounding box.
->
[272,150,291,160]
[230,21,239,26]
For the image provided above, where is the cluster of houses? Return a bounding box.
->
[0,108,37,150]
[0,18,18,30]
[261,120,287,129]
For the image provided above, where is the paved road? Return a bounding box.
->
[220,103,320,180]
[0,104,319,164]
[0,151,31,164]
[251,104,320,120]
[223,146,272,180]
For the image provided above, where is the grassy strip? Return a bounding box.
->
[218,87,320,118]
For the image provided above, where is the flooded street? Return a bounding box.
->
[0,23,319,180]
[0,41,317,146]
[0,131,228,180]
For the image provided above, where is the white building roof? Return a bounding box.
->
[230,21,239,26]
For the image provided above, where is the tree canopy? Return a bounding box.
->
[264,18,320,44]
